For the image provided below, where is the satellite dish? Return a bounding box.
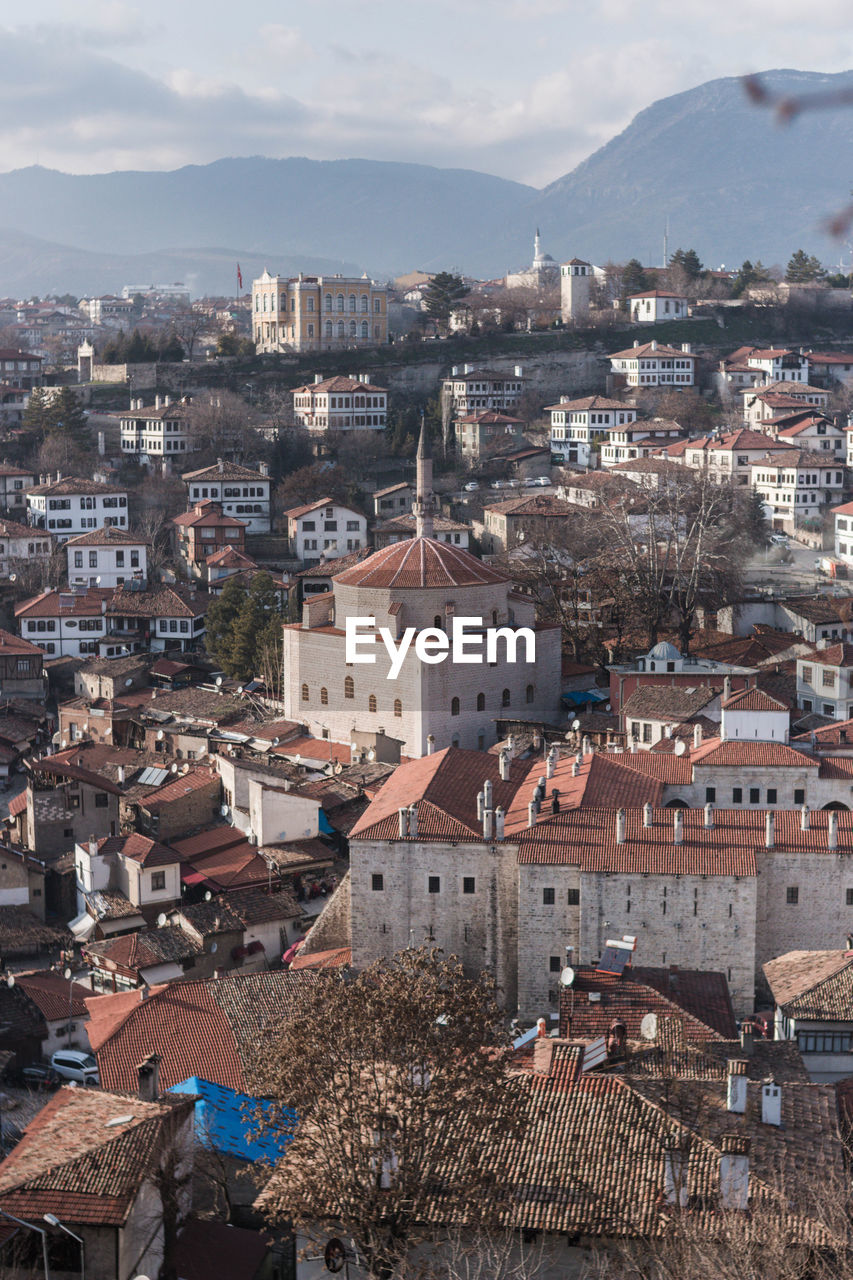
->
[571,719,580,731]
[215,676,223,687]
[237,686,243,695]
[95,576,101,584]
[673,739,687,756]
[4,974,13,988]
[271,737,280,747]
[61,739,67,748]
[220,804,229,817]
[125,678,133,688]
[334,761,343,775]
[8,574,15,583]
[156,913,167,927]
[559,965,575,988]
[63,967,72,981]
[367,748,375,762]
[204,890,212,902]
[209,942,218,954]
[640,1012,659,1042]
[170,763,178,773]
[605,702,612,712]
[156,729,165,741]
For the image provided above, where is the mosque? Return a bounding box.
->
[505,230,560,291]
[281,426,563,758]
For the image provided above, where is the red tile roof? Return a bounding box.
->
[333,536,508,589]
[558,965,736,1041]
[763,950,853,1015]
[88,970,318,1092]
[721,687,789,712]
[138,767,218,813]
[807,642,853,667]
[609,342,696,359]
[15,971,91,1021]
[63,526,147,547]
[689,737,817,769]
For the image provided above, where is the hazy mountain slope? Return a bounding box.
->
[529,69,853,269]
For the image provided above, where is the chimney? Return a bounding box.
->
[616,808,626,844]
[426,734,435,755]
[761,1080,781,1127]
[136,1052,161,1102]
[88,837,98,857]
[514,365,523,377]
[314,372,323,384]
[218,457,224,474]
[477,791,485,821]
[163,394,171,407]
[483,779,493,810]
[664,724,672,739]
[704,802,714,829]
[801,804,810,831]
[528,800,537,828]
[723,676,732,702]
[633,339,639,348]
[571,760,580,778]
[681,343,691,354]
[629,739,637,754]
[650,340,658,352]
[545,751,555,779]
[483,808,493,840]
[407,805,418,838]
[726,1058,748,1113]
[673,809,683,846]
[829,810,839,850]
[494,806,505,839]
[536,1016,547,1038]
[154,394,161,410]
[397,807,409,838]
[117,764,125,786]
[499,749,510,782]
[663,1139,688,1208]
[693,723,702,749]
[719,1135,750,1210]
[740,1021,755,1056]
[643,801,653,828]
[765,811,775,849]
[582,736,591,756]
[536,776,546,803]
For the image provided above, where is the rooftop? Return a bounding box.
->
[333,536,508,589]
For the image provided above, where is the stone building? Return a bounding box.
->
[348,741,853,1019]
[281,425,562,756]
[252,271,388,353]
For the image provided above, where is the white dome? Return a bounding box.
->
[648,641,681,661]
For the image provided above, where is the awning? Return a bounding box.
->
[69,911,95,940]
[181,870,207,886]
[562,689,609,706]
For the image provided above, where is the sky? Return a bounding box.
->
[4,1,853,188]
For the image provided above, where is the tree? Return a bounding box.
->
[275,463,364,514]
[187,390,267,465]
[22,386,91,453]
[204,572,285,681]
[250,948,525,1280]
[621,258,649,297]
[423,272,469,334]
[667,248,703,279]
[172,308,207,362]
[785,249,826,283]
[204,577,247,670]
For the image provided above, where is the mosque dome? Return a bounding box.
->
[647,641,682,661]
[333,536,509,589]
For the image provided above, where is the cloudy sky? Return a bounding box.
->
[4,1,853,187]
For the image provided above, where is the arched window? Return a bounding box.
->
[361,320,369,339]
[502,689,511,707]
[325,321,332,338]
[492,610,498,625]
[344,676,354,699]
[476,692,485,711]
[349,320,357,338]
[368,694,377,713]
[434,615,442,629]
[337,321,345,338]
[320,686,328,705]
[451,697,460,716]
[452,734,461,747]
[301,683,309,702]
[325,293,332,311]
[336,293,344,312]
[393,698,402,717]
[349,293,356,312]
[526,683,535,704]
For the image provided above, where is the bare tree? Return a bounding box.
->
[249,948,526,1280]
[172,309,208,363]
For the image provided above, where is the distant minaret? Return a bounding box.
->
[534,228,542,261]
[413,414,435,539]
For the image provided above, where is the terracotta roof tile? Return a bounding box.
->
[333,536,508,589]
[558,966,736,1041]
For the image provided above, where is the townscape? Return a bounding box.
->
[4,195,853,1278]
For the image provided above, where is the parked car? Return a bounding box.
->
[523,477,538,487]
[463,481,480,492]
[50,1050,100,1087]
[20,1063,60,1091]
[490,480,506,490]
[533,476,552,487]
[768,533,789,546]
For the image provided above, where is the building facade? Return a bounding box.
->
[66,527,148,589]
[292,375,387,433]
[182,460,271,534]
[26,477,129,543]
[252,271,388,353]
[119,397,195,468]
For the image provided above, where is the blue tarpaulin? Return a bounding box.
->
[561,689,608,706]
[169,1076,294,1163]
[318,810,334,835]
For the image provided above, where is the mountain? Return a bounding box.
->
[529,69,853,271]
[0,69,852,295]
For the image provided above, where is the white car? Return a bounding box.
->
[51,1050,100,1087]
[490,480,506,490]
[463,481,480,492]
[534,476,552,487]
[768,533,789,546]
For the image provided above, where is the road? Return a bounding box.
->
[743,539,843,597]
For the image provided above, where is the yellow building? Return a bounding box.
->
[252,271,388,353]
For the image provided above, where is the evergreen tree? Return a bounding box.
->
[621,258,649,297]
[668,247,703,278]
[48,387,91,448]
[785,249,826,283]
[422,272,468,332]
[204,578,247,671]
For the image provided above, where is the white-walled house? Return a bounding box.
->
[292,374,388,433]
[547,396,636,467]
[182,459,272,533]
[75,833,182,918]
[119,396,195,468]
[16,587,109,657]
[746,348,810,383]
[284,497,367,564]
[797,644,853,720]
[26,476,129,543]
[832,500,853,567]
[628,290,688,323]
[66,527,148,588]
[609,341,696,388]
[0,518,51,575]
[750,450,845,528]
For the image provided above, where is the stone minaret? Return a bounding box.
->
[413,415,435,539]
